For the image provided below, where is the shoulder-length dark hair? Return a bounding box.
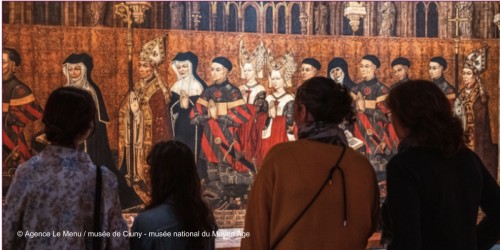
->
[42,87,96,147]
[147,140,216,246]
[386,80,464,157]
[296,76,356,125]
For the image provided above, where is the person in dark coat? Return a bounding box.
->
[382,79,500,250]
[131,141,216,250]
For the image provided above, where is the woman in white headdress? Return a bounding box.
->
[62,53,111,167]
[63,53,142,209]
[170,52,207,160]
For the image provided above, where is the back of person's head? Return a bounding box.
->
[296,76,355,125]
[386,80,464,156]
[147,141,215,244]
[43,87,96,147]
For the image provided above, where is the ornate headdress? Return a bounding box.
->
[266,49,297,88]
[139,35,167,68]
[464,46,488,74]
[239,40,266,79]
[464,46,489,103]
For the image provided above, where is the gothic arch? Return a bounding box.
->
[3,1,497,39]
[227,2,239,32]
[277,1,299,34]
[275,2,287,34]
[215,2,225,31]
[242,2,260,33]
[285,2,298,34]
[414,1,439,37]
[199,2,210,31]
[263,2,274,33]
[291,3,301,34]
[428,2,438,37]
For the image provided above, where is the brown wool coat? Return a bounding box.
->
[241,140,379,250]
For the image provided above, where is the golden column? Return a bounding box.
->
[114,2,151,181]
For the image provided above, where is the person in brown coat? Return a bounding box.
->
[242,77,379,250]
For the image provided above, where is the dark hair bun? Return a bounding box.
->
[42,87,96,146]
[296,76,355,125]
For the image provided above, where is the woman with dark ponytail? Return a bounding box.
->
[131,140,216,250]
[382,80,500,249]
[3,87,128,249]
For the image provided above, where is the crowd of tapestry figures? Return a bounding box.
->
[2,37,496,210]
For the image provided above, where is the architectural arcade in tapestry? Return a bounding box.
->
[3,1,500,228]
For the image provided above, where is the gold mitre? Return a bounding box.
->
[139,35,166,68]
[464,46,488,74]
[266,50,297,88]
[239,40,266,79]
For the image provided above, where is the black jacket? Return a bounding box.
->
[382,146,500,250]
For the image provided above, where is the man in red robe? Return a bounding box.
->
[351,55,393,180]
[2,48,43,182]
[191,57,253,209]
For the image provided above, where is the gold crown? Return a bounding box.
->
[139,35,166,67]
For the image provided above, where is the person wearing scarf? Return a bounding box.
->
[242,76,379,250]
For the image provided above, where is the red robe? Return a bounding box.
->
[237,84,267,168]
[254,93,295,170]
[191,80,252,172]
[2,76,43,169]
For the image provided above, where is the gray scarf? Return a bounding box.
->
[298,121,348,147]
